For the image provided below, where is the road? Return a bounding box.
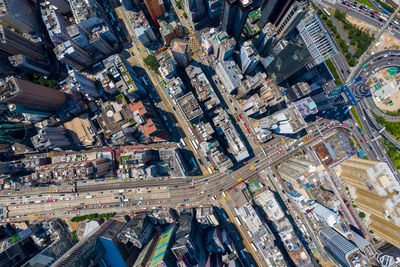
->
[0,118,370,222]
[115,6,209,174]
[317,0,400,40]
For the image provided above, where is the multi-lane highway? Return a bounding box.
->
[0,118,369,222]
[317,0,400,39]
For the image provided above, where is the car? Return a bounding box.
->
[184,198,189,201]
[226,172,230,175]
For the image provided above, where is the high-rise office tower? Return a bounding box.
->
[8,54,50,76]
[0,0,39,33]
[184,0,208,29]
[207,0,222,20]
[297,12,339,64]
[41,5,72,46]
[120,0,136,10]
[259,0,297,27]
[69,0,106,32]
[259,0,308,38]
[212,31,236,61]
[310,83,358,120]
[337,158,400,248]
[67,70,100,98]
[221,0,252,42]
[90,34,114,56]
[52,219,131,266]
[144,0,164,25]
[0,121,33,144]
[54,40,94,70]
[319,227,369,267]
[48,0,72,14]
[0,25,46,61]
[254,23,277,56]
[0,77,66,112]
[275,0,308,39]
[240,41,259,74]
[31,127,73,150]
[66,24,96,54]
[264,37,314,84]
[171,39,191,67]
[171,211,200,265]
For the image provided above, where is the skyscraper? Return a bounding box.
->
[0,77,66,112]
[0,25,46,61]
[297,12,339,64]
[184,0,208,29]
[47,0,71,14]
[0,0,39,33]
[212,31,236,61]
[54,40,94,70]
[144,0,164,25]
[171,39,191,67]
[0,121,32,144]
[259,0,308,38]
[254,23,277,56]
[275,0,308,39]
[66,24,96,54]
[41,5,72,46]
[171,210,200,265]
[264,38,314,84]
[319,227,368,267]
[259,0,282,27]
[221,0,252,42]
[310,83,357,120]
[8,54,50,76]
[240,41,259,74]
[52,219,131,266]
[67,70,100,98]
[31,127,73,150]
[337,158,400,248]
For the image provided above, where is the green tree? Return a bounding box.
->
[359,211,366,219]
[48,80,58,88]
[322,14,328,20]
[144,55,160,72]
[334,9,346,22]
[338,39,349,52]
[39,76,47,86]
[331,25,337,33]
[326,19,333,28]
[348,58,357,66]
[183,12,188,18]
[176,0,181,8]
[317,9,323,15]
[346,52,352,59]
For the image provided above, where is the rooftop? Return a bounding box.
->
[255,190,285,221]
[213,109,249,161]
[259,105,307,134]
[172,39,189,54]
[177,92,203,122]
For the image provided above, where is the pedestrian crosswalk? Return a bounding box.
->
[185,33,201,58]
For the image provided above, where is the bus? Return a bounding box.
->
[235,216,242,226]
[179,138,186,147]
[323,8,331,17]
[250,242,258,252]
